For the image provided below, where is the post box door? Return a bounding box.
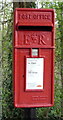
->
[13,8,55,108]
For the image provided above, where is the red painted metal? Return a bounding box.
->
[13,8,55,108]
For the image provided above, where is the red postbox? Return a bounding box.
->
[13,8,55,108]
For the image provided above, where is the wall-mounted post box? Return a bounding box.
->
[13,8,55,108]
